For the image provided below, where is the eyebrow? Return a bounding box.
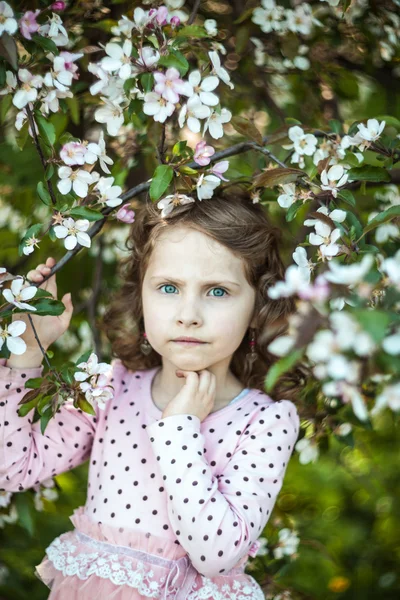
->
[150,275,241,288]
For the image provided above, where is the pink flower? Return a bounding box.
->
[153,67,193,104]
[194,140,215,166]
[298,275,330,302]
[116,206,135,223]
[60,141,87,166]
[209,160,229,181]
[19,9,40,40]
[156,6,168,26]
[170,16,180,28]
[51,2,66,10]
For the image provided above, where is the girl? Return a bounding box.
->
[0,190,302,599]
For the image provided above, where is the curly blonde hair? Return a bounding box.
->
[100,187,309,403]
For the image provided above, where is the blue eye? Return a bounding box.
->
[158,284,228,297]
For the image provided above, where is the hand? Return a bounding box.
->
[161,369,216,423]
[10,257,74,354]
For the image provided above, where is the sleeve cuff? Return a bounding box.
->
[0,359,44,381]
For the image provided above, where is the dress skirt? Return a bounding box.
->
[34,505,266,599]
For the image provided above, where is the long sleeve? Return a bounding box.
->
[146,399,300,578]
[0,358,105,493]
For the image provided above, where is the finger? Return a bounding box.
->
[198,370,211,395]
[42,273,58,299]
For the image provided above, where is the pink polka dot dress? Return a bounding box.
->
[0,358,300,599]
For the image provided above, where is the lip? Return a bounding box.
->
[173,337,206,343]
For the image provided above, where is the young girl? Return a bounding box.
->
[0,190,301,599]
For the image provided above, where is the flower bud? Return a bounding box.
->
[51,1,66,10]
[170,16,180,28]
[116,206,135,223]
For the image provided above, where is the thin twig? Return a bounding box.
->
[188,0,201,25]
[25,103,57,206]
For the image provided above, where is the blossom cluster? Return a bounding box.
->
[73,352,114,410]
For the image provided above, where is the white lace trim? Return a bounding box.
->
[45,535,265,600]
[46,536,165,597]
[187,575,265,600]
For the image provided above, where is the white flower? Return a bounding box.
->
[268,334,296,357]
[57,166,95,198]
[0,320,27,355]
[292,246,313,283]
[101,40,133,80]
[111,14,135,37]
[93,176,123,208]
[2,277,37,311]
[357,118,385,143]
[268,263,311,299]
[323,379,369,422]
[282,126,318,168]
[204,19,218,36]
[252,1,285,34]
[188,70,219,106]
[60,141,87,166]
[154,67,193,104]
[74,352,111,380]
[286,4,316,36]
[273,528,300,560]
[135,46,160,70]
[80,381,114,410]
[277,183,296,208]
[0,70,16,95]
[208,51,234,89]
[295,437,319,464]
[54,217,91,250]
[12,69,43,109]
[330,311,376,357]
[203,107,232,139]
[304,206,346,260]
[196,173,221,200]
[48,51,83,92]
[371,382,400,416]
[143,91,175,123]
[85,131,114,174]
[380,248,400,289]
[0,1,17,36]
[367,211,399,243]
[23,235,40,256]
[0,491,12,509]
[324,254,374,285]
[178,95,211,133]
[94,98,125,136]
[157,193,195,217]
[382,330,400,355]
[320,164,349,198]
[38,13,69,46]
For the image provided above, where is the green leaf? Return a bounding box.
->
[346,211,363,240]
[172,140,188,157]
[140,73,154,93]
[45,163,55,181]
[150,164,174,201]
[329,119,342,134]
[35,114,56,146]
[158,48,189,76]
[265,349,304,393]
[69,207,104,221]
[37,394,53,415]
[77,396,96,416]
[15,494,35,537]
[286,199,303,222]
[37,181,52,206]
[40,406,54,434]
[0,93,12,124]
[31,33,59,55]
[351,309,391,344]
[363,205,400,235]
[347,166,391,183]
[75,349,92,366]
[374,115,399,129]
[0,32,18,69]
[178,165,198,175]
[17,392,42,417]
[28,298,66,317]
[60,366,75,385]
[65,96,80,125]
[337,189,356,207]
[25,377,43,390]
[284,118,302,126]
[15,121,29,151]
[178,25,208,38]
